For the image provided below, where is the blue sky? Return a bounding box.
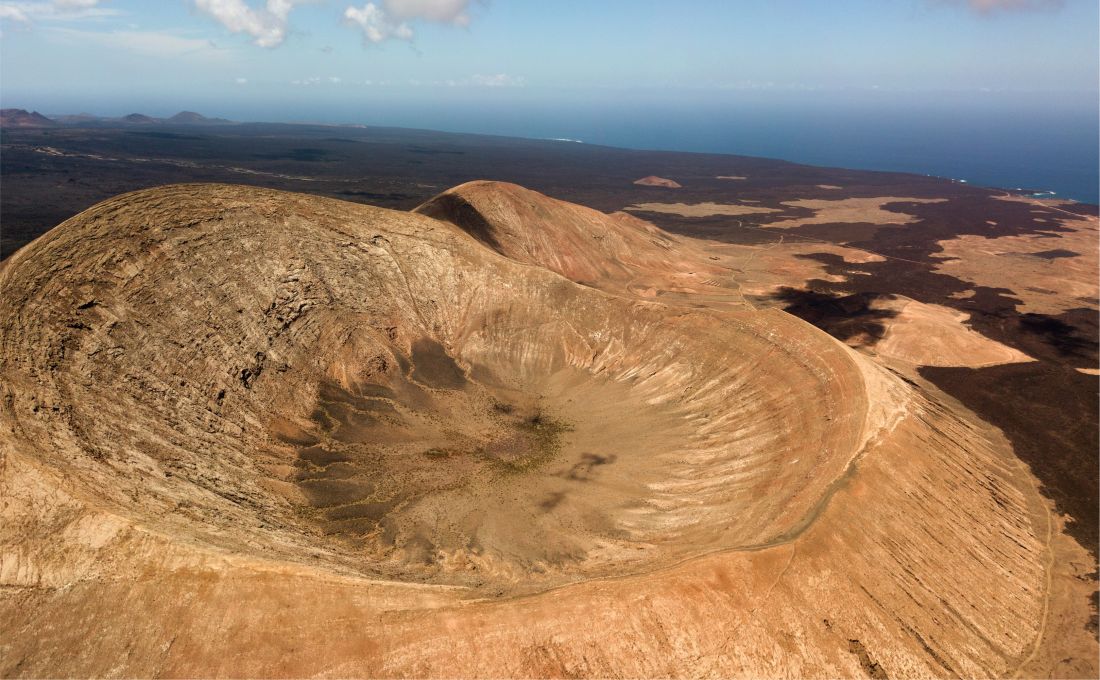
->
[0,0,1097,121]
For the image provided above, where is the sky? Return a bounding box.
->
[0,0,1096,123]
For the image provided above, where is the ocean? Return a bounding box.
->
[583,102,1100,205]
[306,90,1100,204]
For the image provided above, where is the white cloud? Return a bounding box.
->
[194,0,300,48]
[439,74,525,87]
[236,76,248,83]
[344,3,412,42]
[0,0,120,23]
[47,26,231,60]
[470,73,525,88]
[344,0,472,43]
[291,75,344,86]
[0,5,29,21]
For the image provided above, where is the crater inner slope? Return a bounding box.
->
[1,183,873,592]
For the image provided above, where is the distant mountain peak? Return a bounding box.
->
[0,109,57,128]
[170,111,207,123]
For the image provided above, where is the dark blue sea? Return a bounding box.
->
[584,102,1100,205]
[301,90,1100,204]
[582,103,1099,205]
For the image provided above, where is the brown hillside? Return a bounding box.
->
[634,175,682,188]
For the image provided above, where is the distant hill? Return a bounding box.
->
[0,109,57,128]
[121,113,158,124]
[633,175,682,188]
[168,111,232,125]
[25,111,234,126]
[169,111,205,123]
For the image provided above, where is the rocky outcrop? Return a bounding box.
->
[633,175,682,188]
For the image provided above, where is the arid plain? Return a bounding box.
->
[0,120,1097,678]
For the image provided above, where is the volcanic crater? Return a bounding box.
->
[0,180,1085,677]
[1,183,882,594]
